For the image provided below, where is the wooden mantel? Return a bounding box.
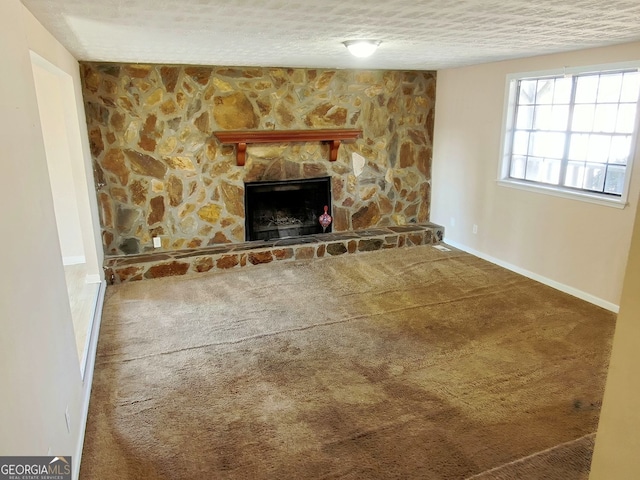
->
[214,129,362,166]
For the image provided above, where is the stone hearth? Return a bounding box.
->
[104,223,444,284]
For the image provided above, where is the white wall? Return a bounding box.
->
[0,0,84,460]
[32,59,85,263]
[23,6,103,282]
[432,42,640,308]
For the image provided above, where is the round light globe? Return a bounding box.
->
[343,40,381,58]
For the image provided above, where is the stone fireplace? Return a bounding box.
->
[80,63,436,257]
[245,177,331,241]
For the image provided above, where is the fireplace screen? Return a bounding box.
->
[244,177,332,241]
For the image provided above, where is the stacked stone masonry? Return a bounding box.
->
[104,223,444,284]
[81,63,436,257]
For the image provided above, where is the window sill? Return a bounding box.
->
[497,179,628,209]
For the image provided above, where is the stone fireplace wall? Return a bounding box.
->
[80,63,436,256]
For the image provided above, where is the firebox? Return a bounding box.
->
[244,177,332,241]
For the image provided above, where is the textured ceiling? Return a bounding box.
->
[20,0,640,70]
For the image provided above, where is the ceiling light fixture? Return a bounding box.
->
[343,40,381,58]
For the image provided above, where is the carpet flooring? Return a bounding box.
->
[80,245,616,479]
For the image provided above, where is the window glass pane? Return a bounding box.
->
[572,104,595,131]
[516,106,534,130]
[609,136,631,164]
[597,74,623,103]
[569,133,589,161]
[593,104,618,133]
[616,104,638,133]
[530,131,565,158]
[620,72,640,103]
[519,80,537,104]
[536,79,554,104]
[604,165,626,195]
[586,135,612,163]
[575,75,599,103]
[524,157,560,184]
[512,131,529,155]
[583,163,606,191]
[550,105,569,131]
[533,105,552,130]
[524,156,542,181]
[542,158,561,184]
[565,161,585,189]
[510,155,527,179]
[553,77,572,104]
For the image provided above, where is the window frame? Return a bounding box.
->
[498,61,640,209]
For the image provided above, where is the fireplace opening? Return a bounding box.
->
[244,177,332,241]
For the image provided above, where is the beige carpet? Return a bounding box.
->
[81,245,616,479]
[468,434,596,480]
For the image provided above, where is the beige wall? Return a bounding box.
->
[24,7,103,281]
[590,192,640,477]
[0,0,84,463]
[432,42,640,308]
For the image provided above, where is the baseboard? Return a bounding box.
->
[444,240,619,313]
[74,280,106,480]
[63,256,85,266]
[79,283,103,379]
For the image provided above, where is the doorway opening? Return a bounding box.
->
[30,51,101,378]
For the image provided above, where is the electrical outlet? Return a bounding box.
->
[64,406,71,433]
[473,224,478,234]
[153,237,161,248]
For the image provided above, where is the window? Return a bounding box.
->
[499,63,640,207]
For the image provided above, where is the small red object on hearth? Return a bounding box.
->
[319,205,332,232]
